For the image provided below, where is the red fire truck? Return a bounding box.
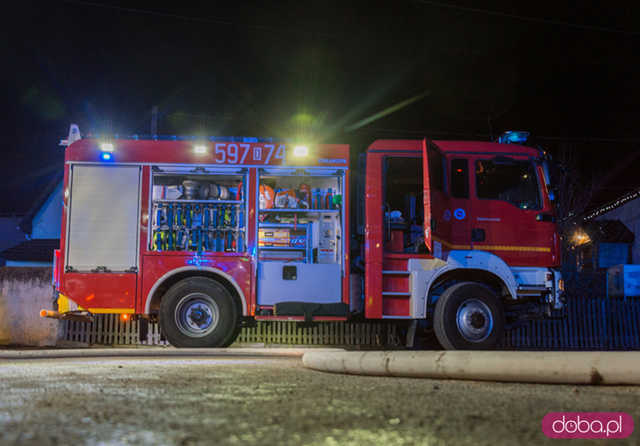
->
[47,132,564,349]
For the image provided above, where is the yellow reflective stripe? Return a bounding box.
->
[87,308,135,314]
[57,294,70,313]
[57,294,133,314]
[433,237,470,250]
[476,245,551,253]
[433,237,550,253]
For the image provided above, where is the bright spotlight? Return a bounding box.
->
[194,145,207,154]
[100,142,114,152]
[572,230,590,246]
[293,145,309,157]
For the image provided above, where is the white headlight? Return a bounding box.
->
[100,142,114,152]
[194,145,207,154]
[293,145,309,157]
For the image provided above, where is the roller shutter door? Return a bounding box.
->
[66,165,141,271]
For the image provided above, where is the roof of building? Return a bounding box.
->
[583,151,640,219]
[0,239,59,262]
[583,220,634,244]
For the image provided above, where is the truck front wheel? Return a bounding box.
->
[433,282,504,350]
[160,277,240,348]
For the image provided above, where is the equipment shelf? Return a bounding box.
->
[154,199,243,204]
[259,246,306,250]
[259,208,339,213]
[258,222,312,263]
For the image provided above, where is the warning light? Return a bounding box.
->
[194,145,207,154]
[498,131,530,144]
[100,142,114,152]
[293,145,309,157]
[121,313,130,321]
[100,152,113,161]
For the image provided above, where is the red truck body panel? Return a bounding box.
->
[58,138,350,315]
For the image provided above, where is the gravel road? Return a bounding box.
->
[1,351,639,445]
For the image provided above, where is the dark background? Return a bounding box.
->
[2,1,639,213]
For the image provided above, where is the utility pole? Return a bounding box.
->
[151,106,158,135]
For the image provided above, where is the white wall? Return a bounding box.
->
[31,181,62,239]
[597,196,640,263]
[0,268,58,346]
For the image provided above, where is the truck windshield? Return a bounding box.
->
[476,159,541,210]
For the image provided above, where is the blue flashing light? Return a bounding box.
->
[186,253,212,267]
[498,130,530,144]
[100,152,113,161]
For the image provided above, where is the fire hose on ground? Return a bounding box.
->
[302,350,640,385]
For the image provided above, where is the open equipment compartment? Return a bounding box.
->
[149,166,247,253]
[256,167,345,307]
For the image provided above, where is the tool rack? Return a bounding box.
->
[149,169,247,253]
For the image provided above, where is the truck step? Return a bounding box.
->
[255,315,347,322]
[517,285,548,296]
[382,270,410,275]
[382,291,411,297]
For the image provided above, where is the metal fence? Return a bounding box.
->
[501,296,640,350]
[61,296,640,350]
[61,317,402,347]
[63,316,166,346]
[237,320,401,346]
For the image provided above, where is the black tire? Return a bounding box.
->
[159,277,241,348]
[220,318,243,348]
[433,282,504,350]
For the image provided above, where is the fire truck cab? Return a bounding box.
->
[362,137,563,349]
[50,133,563,350]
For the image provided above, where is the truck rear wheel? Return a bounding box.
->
[159,277,240,348]
[433,282,504,350]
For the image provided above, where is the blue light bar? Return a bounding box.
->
[100,152,113,161]
[498,130,530,144]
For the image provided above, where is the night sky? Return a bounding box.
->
[3,1,639,213]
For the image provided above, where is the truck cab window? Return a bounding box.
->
[476,159,540,210]
[451,159,469,198]
[384,157,424,252]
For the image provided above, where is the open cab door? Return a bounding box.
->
[421,139,432,253]
[421,139,451,259]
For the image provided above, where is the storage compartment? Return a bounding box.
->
[256,168,345,305]
[149,166,247,253]
[67,165,141,272]
[257,262,342,305]
[258,223,312,262]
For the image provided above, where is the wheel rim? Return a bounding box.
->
[174,293,220,338]
[455,298,494,343]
